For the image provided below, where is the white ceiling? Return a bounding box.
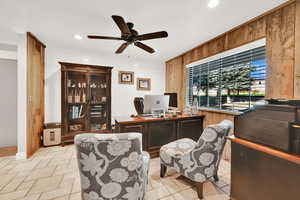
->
[0,0,288,62]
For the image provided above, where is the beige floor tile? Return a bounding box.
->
[17,180,35,191]
[160,196,175,200]
[0,188,29,200]
[16,194,41,200]
[0,145,231,200]
[28,175,63,194]
[10,161,40,172]
[24,167,56,181]
[38,186,72,200]
[0,176,26,193]
[172,188,198,200]
[146,185,170,200]
[52,196,69,200]
[0,174,16,190]
[69,192,81,200]
[71,178,81,194]
[161,178,187,194]
[203,193,229,200]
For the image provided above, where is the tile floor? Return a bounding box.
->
[0,145,230,200]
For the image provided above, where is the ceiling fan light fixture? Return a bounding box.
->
[208,0,220,8]
[74,34,83,40]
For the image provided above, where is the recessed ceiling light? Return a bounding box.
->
[74,34,83,40]
[208,0,219,8]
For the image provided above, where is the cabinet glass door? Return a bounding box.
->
[89,74,108,131]
[66,72,88,133]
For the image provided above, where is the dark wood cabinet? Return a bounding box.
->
[147,121,177,157]
[177,118,203,141]
[60,62,113,145]
[231,139,300,200]
[115,115,204,157]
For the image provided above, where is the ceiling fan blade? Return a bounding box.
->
[112,15,131,36]
[115,43,129,54]
[134,42,155,54]
[136,31,168,41]
[87,35,122,40]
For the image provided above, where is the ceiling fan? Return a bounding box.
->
[87,15,168,54]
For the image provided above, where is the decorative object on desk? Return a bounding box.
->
[118,71,134,84]
[134,97,144,115]
[137,78,151,91]
[192,97,199,115]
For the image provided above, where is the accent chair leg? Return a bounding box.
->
[195,182,204,199]
[160,164,167,178]
[214,173,219,182]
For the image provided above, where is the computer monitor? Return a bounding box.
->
[164,93,178,108]
[143,95,170,114]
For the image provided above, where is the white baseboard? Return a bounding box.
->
[16,152,26,160]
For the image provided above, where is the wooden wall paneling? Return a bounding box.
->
[27,33,45,158]
[294,0,300,98]
[165,57,184,109]
[198,110,235,161]
[266,4,296,99]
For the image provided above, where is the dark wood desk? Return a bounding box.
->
[115,114,205,157]
[229,136,300,200]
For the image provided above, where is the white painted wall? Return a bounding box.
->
[16,34,27,159]
[0,59,17,147]
[45,46,165,123]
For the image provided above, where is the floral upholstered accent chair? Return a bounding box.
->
[75,133,150,200]
[159,120,233,199]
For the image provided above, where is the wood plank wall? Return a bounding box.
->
[295,0,300,98]
[165,1,300,160]
[198,111,235,161]
[166,0,299,111]
[26,33,46,158]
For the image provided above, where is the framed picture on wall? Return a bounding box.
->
[118,71,134,84]
[137,78,151,91]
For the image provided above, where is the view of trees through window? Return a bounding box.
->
[188,46,266,112]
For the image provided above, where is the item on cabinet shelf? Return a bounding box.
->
[82,90,86,103]
[137,78,151,91]
[101,97,106,102]
[101,124,107,130]
[69,124,82,132]
[70,105,84,119]
[74,89,80,103]
[68,90,73,103]
[67,80,71,88]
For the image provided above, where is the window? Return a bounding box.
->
[187,45,267,112]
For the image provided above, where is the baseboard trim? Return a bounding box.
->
[16,152,26,160]
[0,146,17,157]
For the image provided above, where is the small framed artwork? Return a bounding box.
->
[137,78,151,91]
[118,71,134,85]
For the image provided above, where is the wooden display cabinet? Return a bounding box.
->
[60,62,113,145]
